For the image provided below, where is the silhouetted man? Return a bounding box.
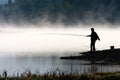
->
[87,28,100,52]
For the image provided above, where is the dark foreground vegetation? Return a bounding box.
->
[1,71,120,80]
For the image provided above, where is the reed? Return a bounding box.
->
[0,70,120,80]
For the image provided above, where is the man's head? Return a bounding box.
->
[91,28,94,32]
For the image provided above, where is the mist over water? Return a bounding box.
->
[0,24,119,57]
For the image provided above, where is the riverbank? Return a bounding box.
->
[60,48,120,62]
[1,72,120,80]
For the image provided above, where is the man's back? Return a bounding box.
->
[91,31,99,41]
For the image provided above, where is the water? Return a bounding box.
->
[1,55,120,77]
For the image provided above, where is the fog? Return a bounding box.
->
[0,23,119,57]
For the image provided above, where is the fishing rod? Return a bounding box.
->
[39,33,87,37]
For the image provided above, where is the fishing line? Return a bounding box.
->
[36,33,87,37]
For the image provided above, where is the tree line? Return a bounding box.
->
[0,0,120,24]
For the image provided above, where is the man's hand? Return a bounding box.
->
[87,35,91,37]
[98,38,100,41]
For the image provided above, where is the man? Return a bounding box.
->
[87,28,100,52]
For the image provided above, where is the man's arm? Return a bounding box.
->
[98,37,100,41]
[87,35,91,37]
[97,34,100,41]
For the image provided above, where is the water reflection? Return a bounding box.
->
[0,56,120,76]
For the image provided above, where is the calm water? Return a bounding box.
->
[0,55,120,77]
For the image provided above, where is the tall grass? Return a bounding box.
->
[0,70,120,80]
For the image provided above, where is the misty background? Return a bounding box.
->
[0,0,118,56]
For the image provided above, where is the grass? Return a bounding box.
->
[1,71,120,80]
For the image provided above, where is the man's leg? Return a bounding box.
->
[93,41,96,51]
[90,41,93,52]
